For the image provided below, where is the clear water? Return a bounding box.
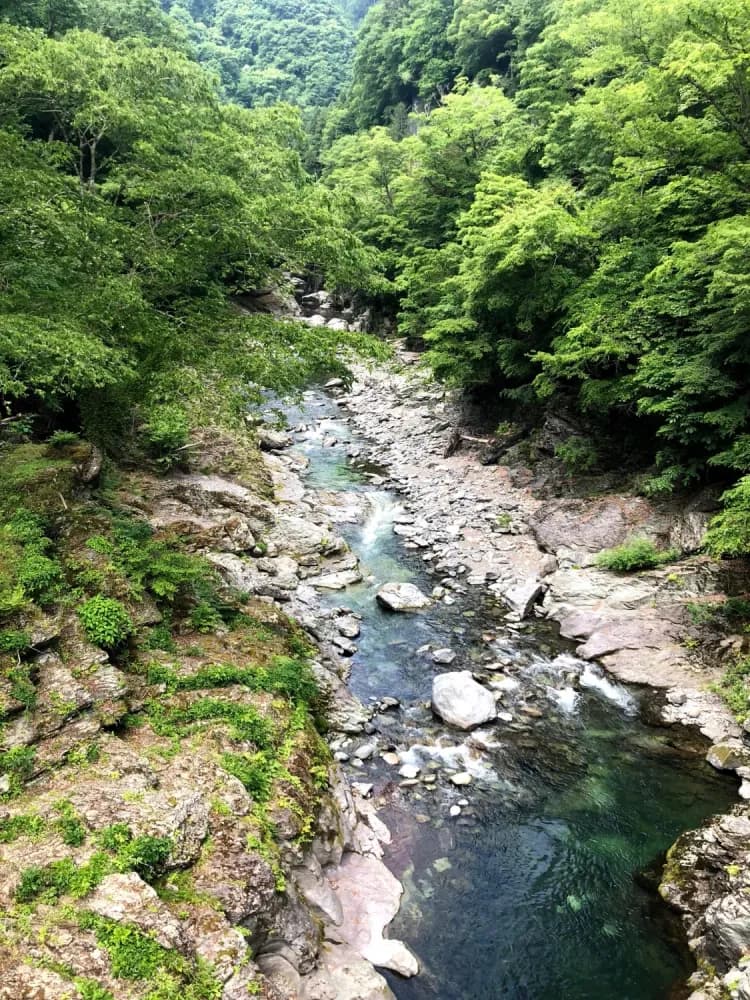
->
[286,390,736,1000]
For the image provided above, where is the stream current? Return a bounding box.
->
[286,390,736,1000]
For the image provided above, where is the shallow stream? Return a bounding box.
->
[287,390,736,1000]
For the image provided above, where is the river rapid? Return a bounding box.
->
[284,388,736,1000]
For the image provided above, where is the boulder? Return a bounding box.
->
[257,428,293,451]
[431,671,497,730]
[432,648,456,665]
[503,579,544,618]
[376,582,431,612]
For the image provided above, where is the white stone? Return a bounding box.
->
[431,671,497,730]
[450,771,472,786]
[376,582,431,612]
[398,764,420,779]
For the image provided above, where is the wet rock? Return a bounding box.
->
[314,569,363,590]
[450,771,472,786]
[376,582,431,612]
[431,671,497,730]
[398,764,420,779]
[432,648,456,665]
[353,743,376,761]
[337,615,361,639]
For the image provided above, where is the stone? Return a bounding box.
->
[352,783,374,798]
[431,671,497,730]
[376,582,431,612]
[381,752,400,766]
[327,853,419,978]
[707,744,750,772]
[503,578,545,618]
[398,764,420,779]
[257,428,292,451]
[432,648,457,665]
[302,942,396,1000]
[353,743,376,761]
[333,636,358,656]
[450,771,472,786]
[337,615,361,639]
[314,570,363,590]
[84,873,184,951]
[449,805,461,817]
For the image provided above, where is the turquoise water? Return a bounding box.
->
[287,391,736,1000]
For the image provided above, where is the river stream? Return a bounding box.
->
[286,389,736,1000]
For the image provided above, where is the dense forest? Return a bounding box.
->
[321,0,750,555]
[0,0,749,548]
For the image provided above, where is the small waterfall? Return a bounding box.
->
[361,491,403,550]
[580,663,638,715]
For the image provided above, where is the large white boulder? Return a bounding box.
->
[431,671,497,730]
[376,582,431,612]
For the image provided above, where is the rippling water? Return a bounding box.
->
[286,390,736,1000]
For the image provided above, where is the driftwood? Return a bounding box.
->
[443,429,491,458]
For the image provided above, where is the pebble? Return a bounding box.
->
[422,774,437,784]
[399,764,421,779]
[449,805,462,817]
[400,779,420,788]
[381,752,400,766]
[498,711,513,723]
[458,798,469,807]
[522,706,544,718]
[450,772,473,786]
[333,751,350,762]
[379,696,400,710]
[354,743,376,760]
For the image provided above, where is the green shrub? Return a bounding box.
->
[0,629,30,653]
[0,745,36,797]
[55,800,87,847]
[713,656,750,721]
[221,750,279,803]
[78,596,133,648]
[705,476,750,558]
[596,538,675,573]
[554,436,599,474]
[115,834,172,881]
[18,549,62,602]
[74,979,115,1000]
[0,812,45,842]
[48,430,82,448]
[7,664,37,710]
[140,404,190,468]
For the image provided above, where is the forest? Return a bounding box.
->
[0,0,749,547]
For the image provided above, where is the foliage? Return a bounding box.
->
[326,0,750,546]
[554,436,599,474]
[0,19,376,451]
[713,656,750,721]
[162,0,357,108]
[77,596,134,648]
[596,538,675,573]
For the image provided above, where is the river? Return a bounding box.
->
[286,388,736,1000]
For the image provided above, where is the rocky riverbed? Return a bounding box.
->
[308,347,750,1000]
